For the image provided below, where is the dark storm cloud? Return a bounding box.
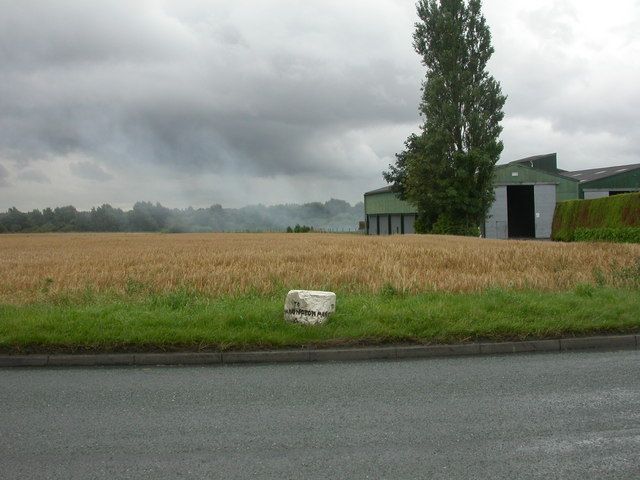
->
[0,1,192,69]
[69,161,112,182]
[0,163,9,187]
[1,1,639,210]
[0,0,420,179]
[16,169,50,184]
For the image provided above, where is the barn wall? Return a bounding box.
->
[379,215,390,235]
[534,184,556,238]
[367,215,378,235]
[403,215,416,234]
[485,186,508,239]
[583,191,609,200]
[364,192,417,215]
[494,164,579,202]
[390,215,402,235]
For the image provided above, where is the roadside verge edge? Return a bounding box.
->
[1,335,638,367]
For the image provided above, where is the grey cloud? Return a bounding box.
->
[16,169,50,184]
[520,2,577,44]
[69,161,113,181]
[213,24,248,47]
[0,1,420,181]
[0,163,9,186]
[0,2,195,70]
[0,1,639,210]
[494,2,640,145]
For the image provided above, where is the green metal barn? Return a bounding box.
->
[364,153,640,239]
[566,164,640,199]
[363,186,417,235]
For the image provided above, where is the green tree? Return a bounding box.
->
[384,0,505,235]
[89,204,125,231]
[52,206,79,231]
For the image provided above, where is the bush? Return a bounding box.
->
[574,227,640,243]
[287,224,313,233]
[430,214,479,237]
[552,193,640,242]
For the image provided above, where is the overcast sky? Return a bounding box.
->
[1,0,639,210]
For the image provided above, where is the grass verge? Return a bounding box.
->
[1,286,639,354]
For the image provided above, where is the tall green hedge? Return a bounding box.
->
[552,192,640,242]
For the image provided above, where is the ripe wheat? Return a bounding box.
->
[1,233,638,303]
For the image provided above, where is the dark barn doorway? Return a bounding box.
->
[507,185,535,238]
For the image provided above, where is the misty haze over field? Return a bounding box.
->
[0,198,365,233]
[1,1,639,211]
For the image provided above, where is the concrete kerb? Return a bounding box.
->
[395,343,480,358]
[223,350,309,364]
[479,339,560,355]
[47,354,134,367]
[308,347,397,362]
[559,335,637,351]
[0,355,47,367]
[0,335,638,368]
[134,352,222,366]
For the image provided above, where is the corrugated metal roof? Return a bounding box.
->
[365,161,640,194]
[564,163,640,183]
[507,153,556,167]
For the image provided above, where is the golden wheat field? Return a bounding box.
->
[1,232,639,303]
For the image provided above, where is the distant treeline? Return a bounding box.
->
[0,199,364,233]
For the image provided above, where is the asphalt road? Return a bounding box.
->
[1,351,639,479]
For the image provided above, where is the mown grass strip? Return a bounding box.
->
[1,287,639,354]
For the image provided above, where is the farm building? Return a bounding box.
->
[363,186,417,235]
[564,164,640,199]
[364,153,640,239]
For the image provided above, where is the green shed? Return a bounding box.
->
[563,164,640,199]
[486,155,579,239]
[364,187,416,235]
[364,153,640,239]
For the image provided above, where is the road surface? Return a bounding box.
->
[1,350,639,479]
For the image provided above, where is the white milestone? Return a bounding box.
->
[284,290,336,325]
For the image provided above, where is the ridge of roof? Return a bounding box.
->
[364,185,393,195]
[564,163,640,183]
[507,153,557,166]
[496,162,579,181]
[365,161,640,193]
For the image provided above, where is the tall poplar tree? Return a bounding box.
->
[384,0,505,235]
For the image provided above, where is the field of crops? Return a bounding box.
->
[1,233,639,304]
